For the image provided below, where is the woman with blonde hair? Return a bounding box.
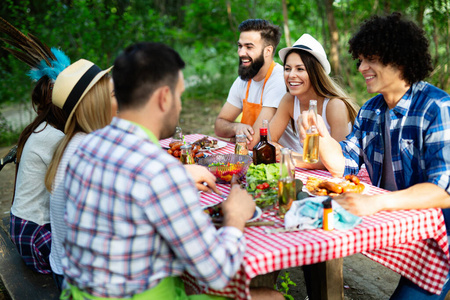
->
[44,59,115,289]
[269,33,359,168]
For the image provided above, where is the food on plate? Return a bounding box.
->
[306,175,365,196]
[167,141,206,162]
[203,203,223,223]
[193,137,219,150]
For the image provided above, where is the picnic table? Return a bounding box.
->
[161,134,450,300]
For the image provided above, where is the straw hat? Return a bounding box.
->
[278,34,331,74]
[52,59,112,133]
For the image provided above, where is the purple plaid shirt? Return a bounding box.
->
[62,117,245,298]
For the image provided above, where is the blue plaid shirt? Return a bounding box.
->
[341,81,450,192]
[62,117,245,298]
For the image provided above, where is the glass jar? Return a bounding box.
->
[234,134,248,155]
[180,144,195,164]
[172,126,183,143]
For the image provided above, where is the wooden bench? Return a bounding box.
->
[0,217,59,300]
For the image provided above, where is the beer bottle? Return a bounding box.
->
[253,120,276,165]
[303,100,319,163]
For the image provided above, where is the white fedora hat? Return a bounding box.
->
[278,34,331,74]
[52,59,112,133]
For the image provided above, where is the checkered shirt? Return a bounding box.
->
[341,81,450,192]
[61,117,246,298]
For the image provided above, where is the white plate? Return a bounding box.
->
[199,140,227,152]
[248,206,263,222]
[203,204,262,223]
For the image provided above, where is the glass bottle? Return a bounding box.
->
[234,134,248,155]
[253,120,276,165]
[277,148,296,218]
[303,100,319,163]
[171,126,183,143]
[180,144,195,164]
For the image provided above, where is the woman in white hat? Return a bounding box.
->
[269,33,359,167]
[44,59,115,289]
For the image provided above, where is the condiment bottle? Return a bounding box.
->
[253,119,276,165]
[303,100,319,163]
[234,134,248,155]
[180,144,195,165]
[277,148,296,219]
[322,197,334,231]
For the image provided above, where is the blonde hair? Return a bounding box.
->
[45,75,112,191]
[285,49,359,124]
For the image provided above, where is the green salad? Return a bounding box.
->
[245,163,280,209]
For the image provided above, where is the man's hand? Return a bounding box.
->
[184,165,222,195]
[298,113,329,142]
[334,193,383,216]
[222,185,255,231]
[234,123,255,143]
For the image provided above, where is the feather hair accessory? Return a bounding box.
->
[28,48,71,81]
[0,17,71,82]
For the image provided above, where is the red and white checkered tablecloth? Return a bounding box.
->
[161,134,450,300]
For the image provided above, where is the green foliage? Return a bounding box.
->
[0,112,20,147]
[1,0,449,109]
[276,271,297,300]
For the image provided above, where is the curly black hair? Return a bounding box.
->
[348,12,433,84]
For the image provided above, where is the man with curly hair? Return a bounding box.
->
[298,12,450,298]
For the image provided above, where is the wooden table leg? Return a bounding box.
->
[303,258,344,300]
[250,270,280,288]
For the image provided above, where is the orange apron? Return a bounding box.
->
[241,61,276,126]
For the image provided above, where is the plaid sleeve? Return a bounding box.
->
[424,97,450,193]
[340,113,366,176]
[141,161,246,290]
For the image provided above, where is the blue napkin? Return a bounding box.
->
[284,196,362,230]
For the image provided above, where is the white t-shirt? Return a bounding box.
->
[11,122,65,225]
[49,132,86,275]
[226,63,299,150]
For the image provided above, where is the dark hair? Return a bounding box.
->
[16,76,68,163]
[112,42,185,110]
[348,12,433,84]
[238,19,281,51]
[284,49,359,124]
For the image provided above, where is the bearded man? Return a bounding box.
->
[214,19,297,150]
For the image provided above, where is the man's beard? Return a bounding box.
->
[238,51,265,81]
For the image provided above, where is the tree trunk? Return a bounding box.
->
[383,0,390,14]
[281,0,292,46]
[226,0,236,32]
[324,0,340,74]
[416,0,425,27]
